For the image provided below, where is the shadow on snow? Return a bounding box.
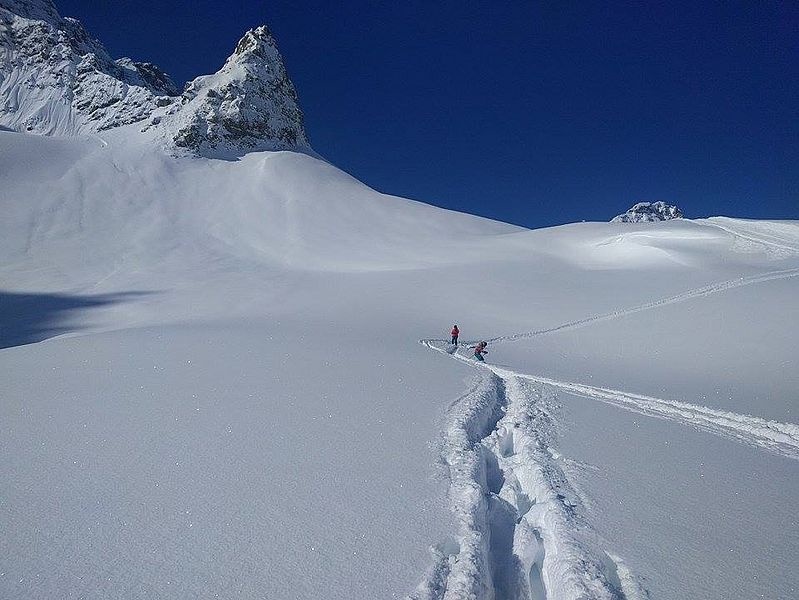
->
[0,290,152,349]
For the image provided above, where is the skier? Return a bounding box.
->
[450,325,460,345]
[471,341,488,362]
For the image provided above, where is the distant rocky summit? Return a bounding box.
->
[0,0,309,156]
[142,25,309,157]
[611,202,683,223]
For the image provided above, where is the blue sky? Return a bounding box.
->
[58,1,797,228]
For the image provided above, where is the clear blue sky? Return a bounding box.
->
[58,0,797,228]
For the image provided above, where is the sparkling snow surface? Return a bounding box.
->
[2,129,798,599]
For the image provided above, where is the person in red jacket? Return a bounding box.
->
[471,341,488,361]
[450,325,460,345]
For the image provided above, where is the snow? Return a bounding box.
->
[2,95,799,600]
[2,323,458,598]
[7,5,798,597]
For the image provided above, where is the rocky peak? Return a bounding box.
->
[0,1,309,157]
[234,25,274,58]
[611,202,684,223]
[144,25,309,157]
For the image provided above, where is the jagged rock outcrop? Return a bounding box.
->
[143,26,309,157]
[0,0,179,135]
[0,0,309,156]
[611,202,684,223]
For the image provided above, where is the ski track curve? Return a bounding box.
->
[482,267,799,345]
[412,264,798,597]
[411,342,650,600]
[704,218,799,257]
[490,366,799,462]
[429,264,799,461]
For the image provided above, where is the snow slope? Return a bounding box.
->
[2,123,798,599]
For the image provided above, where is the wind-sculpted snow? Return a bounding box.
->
[2,103,798,596]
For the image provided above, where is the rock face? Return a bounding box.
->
[611,202,684,223]
[0,0,309,156]
[0,0,179,135]
[144,26,309,157]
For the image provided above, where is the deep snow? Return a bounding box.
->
[2,127,798,599]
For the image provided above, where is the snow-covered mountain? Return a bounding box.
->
[611,201,683,222]
[141,26,309,157]
[0,0,308,156]
[2,3,799,600]
[0,0,178,135]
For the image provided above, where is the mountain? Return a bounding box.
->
[611,201,683,223]
[0,0,178,135]
[0,0,308,156]
[2,3,799,600]
[141,26,309,157]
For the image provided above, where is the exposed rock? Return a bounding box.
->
[611,202,684,223]
[144,26,309,157]
[0,1,308,156]
[0,0,179,134]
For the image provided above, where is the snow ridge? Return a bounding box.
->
[413,341,637,600]
[704,217,799,258]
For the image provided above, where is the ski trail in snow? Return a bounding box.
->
[483,267,799,344]
[425,342,799,462]
[704,218,799,256]
[491,366,799,462]
[414,264,799,597]
[412,342,648,600]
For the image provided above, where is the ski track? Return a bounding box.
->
[413,265,799,597]
[412,342,650,600]
[491,367,799,462]
[704,218,799,257]
[473,267,799,345]
[444,264,799,461]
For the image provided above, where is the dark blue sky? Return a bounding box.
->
[58,1,797,228]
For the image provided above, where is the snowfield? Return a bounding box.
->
[2,128,798,599]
